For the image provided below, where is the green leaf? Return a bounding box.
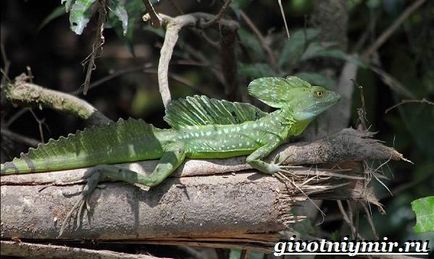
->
[38,6,66,31]
[295,72,336,89]
[300,42,367,67]
[67,0,97,35]
[238,29,266,62]
[412,196,434,233]
[61,0,75,12]
[108,0,144,54]
[300,41,337,60]
[109,0,128,35]
[239,63,275,78]
[278,28,320,68]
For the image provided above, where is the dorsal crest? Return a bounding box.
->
[248,76,312,108]
[164,95,267,129]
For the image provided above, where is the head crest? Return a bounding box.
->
[248,76,312,108]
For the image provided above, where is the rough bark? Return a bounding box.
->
[1,171,369,252]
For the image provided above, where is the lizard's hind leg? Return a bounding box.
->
[59,164,125,237]
[59,144,186,236]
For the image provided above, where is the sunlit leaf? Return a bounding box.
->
[412,196,434,233]
[109,0,144,54]
[109,0,128,35]
[67,0,97,35]
[61,0,75,12]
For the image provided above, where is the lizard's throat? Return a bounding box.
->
[277,108,312,136]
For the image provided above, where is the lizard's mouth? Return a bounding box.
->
[293,92,341,121]
[312,94,341,113]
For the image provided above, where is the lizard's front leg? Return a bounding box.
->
[246,142,282,175]
[60,143,186,236]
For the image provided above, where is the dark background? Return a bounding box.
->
[1,0,433,257]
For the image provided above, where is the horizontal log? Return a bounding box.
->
[1,170,366,251]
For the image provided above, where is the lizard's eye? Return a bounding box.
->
[315,91,324,97]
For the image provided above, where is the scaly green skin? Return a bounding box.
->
[1,76,340,190]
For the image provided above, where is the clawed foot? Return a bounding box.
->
[58,169,103,237]
[58,192,90,237]
[269,154,304,174]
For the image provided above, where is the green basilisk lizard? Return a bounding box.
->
[1,76,340,233]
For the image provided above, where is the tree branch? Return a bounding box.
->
[143,12,238,108]
[362,0,426,59]
[239,10,277,70]
[3,74,110,125]
[202,0,232,28]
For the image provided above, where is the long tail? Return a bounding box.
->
[1,118,168,175]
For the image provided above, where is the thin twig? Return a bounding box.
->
[362,202,378,239]
[82,0,106,95]
[356,81,369,130]
[369,65,415,99]
[202,0,232,28]
[353,9,379,52]
[239,10,277,69]
[362,0,426,59]
[337,201,362,239]
[4,74,110,125]
[72,63,153,95]
[143,0,161,27]
[1,128,41,147]
[145,13,195,107]
[1,42,11,86]
[385,98,433,114]
[278,0,290,39]
[28,109,46,144]
[6,109,29,127]
[143,12,238,108]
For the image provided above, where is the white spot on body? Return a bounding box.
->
[128,144,136,155]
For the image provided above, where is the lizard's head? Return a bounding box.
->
[289,85,341,121]
[248,76,340,121]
